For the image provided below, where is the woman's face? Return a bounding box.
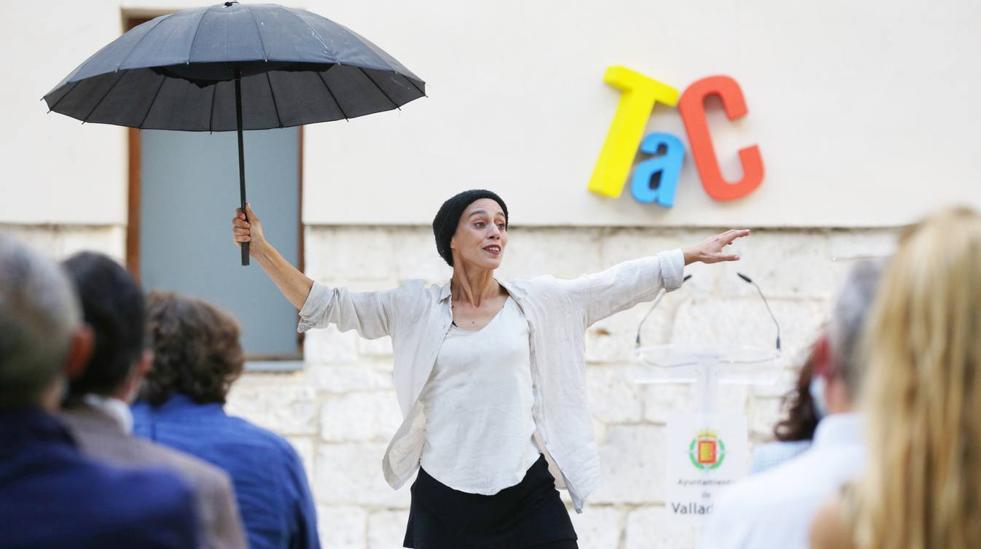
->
[450,198,508,270]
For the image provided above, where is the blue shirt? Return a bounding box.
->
[0,408,198,549]
[133,394,320,549]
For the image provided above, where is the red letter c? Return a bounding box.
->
[679,76,764,201]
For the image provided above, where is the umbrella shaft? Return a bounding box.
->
[235,70,249,266]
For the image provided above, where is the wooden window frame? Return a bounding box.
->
[123,13,306,364]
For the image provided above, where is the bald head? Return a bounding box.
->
[0,235,82,409]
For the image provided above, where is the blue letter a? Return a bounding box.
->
[630,133,685,208]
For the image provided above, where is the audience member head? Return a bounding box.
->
[773,349,819,442]
[62,252,151,404]
[855,207,981,549]
[810,259,884,415]
[140,292,244,406]
[0,235,91,411]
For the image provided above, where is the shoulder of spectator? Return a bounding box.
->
[93,462,196,522]
[224,414,305,466]
[140,438,236,497]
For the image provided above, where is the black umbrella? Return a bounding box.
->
[44,1,425,265]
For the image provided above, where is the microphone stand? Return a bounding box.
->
[737,273,781,351]
[635,274,692,348]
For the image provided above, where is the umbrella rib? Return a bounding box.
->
[265,73,284,128]
[138,74,168,128]
[208,83,218,133]
[116,16,170,71]
[82,70,128,123]
[403,74,426,97]
[315,68,349,120]
[280,7,332,60]
[47,81,80,113]
[358,68,400,110]
[245,5,270,61]
[186,7,211,63]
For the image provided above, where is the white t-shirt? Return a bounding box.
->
[418,297,541,495]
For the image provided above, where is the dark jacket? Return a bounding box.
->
[0,409,199,549]
[62,402,247,549]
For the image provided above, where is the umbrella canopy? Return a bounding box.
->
[44,1,425,130]
[44,1,425,265]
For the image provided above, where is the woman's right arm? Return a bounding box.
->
[232,204,312,310]
[232,205,398,339]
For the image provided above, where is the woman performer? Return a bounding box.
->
[233,189,748,548]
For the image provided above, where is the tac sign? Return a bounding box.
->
[588,66,765,208]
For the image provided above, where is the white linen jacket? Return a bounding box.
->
[297,249,685,511]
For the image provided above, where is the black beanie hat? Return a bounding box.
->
[432,189,509,267]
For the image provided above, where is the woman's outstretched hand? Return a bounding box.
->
[232,203,268,257]
[683,229,750,265]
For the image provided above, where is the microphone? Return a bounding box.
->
[635,274,692,347]
[737,272,781,351]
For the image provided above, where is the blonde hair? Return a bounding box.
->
[855,207,981,549]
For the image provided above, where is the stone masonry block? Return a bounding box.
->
[392,227,453,283]
[712,230,835,299]
[304,227,396,282]
[367,510,410,549]
[320,391,402,443]
[357,335,394,358]
[599,227,694,267]
[748,396,785,439]
[317,505,367,549]
[569,505,624,549]
[827,228,897,262]
[314,443,411,507]
[670,298,827,364]
[304,325,360,365]
[310,364,393,394]
[287,436,317,489]
[625,506,695,549]
[643,383,696,423]
[587,301,662,365]
[592,425,665,504]
[586,365,644,424]
[59,225,127,261]
[226,376,318,435]
[0,224,126,262]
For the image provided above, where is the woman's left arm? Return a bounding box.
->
[559,229,749,326]
[682,229,750,265]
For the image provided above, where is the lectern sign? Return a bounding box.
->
[666,413,749,518]
[689,429,726,470]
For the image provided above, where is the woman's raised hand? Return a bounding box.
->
[683,229,750,265]
[232,203,267,256]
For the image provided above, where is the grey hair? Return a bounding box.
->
[0,235,81,408]
[828,258,885,397]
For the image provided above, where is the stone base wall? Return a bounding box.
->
[1,223,897,548]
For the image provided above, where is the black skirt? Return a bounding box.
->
[403,454,579,549]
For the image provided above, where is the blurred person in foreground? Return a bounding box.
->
[132,291,320,549]
[699,259,883,549]
[811,207,981,549]
[0,235,198,549]
[750,353,820,473]
[60,252,247,549]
